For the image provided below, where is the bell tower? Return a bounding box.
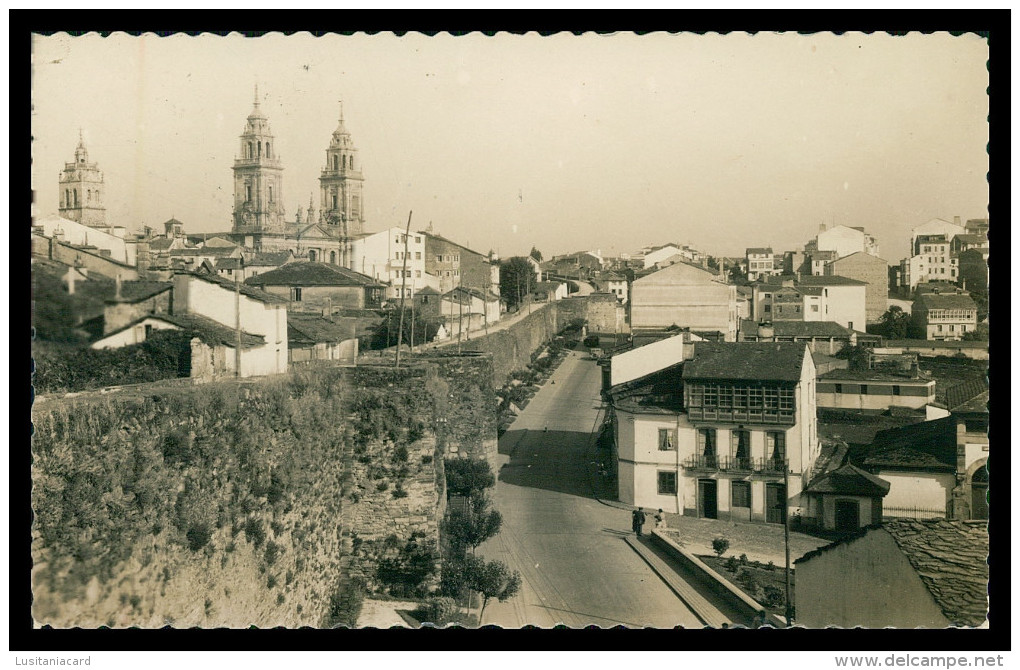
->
[319,100,365,237]
[59,130,107,227]
[232,84,285,235]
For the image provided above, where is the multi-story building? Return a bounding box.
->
[423,232,499,296]
[350,227,431,300]
[606,342,819,523]
[911,290,978,341]
[750,275,866,332]
[809,224,880,259]
[825,251,889,323]
[630,261,736,340]
[745,247,778,282]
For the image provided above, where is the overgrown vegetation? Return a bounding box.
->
[324,577,367,628]
[33,330,196,394]
[444,458,495,498]
[375,531,441,598]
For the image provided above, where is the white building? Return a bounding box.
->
[350,226,436,299]
[812,224,880,259]
[34,214,136,265]
[607,342,819,522]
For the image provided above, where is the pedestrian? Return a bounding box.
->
[654,508,665,530]
[632,507,647,537]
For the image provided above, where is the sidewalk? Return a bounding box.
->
[657,514,829,566]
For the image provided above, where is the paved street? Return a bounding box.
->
[477,348,711,628]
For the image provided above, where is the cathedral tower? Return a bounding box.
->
[232,85,285,235]
[59,131,107,227]
[319,101,365,237]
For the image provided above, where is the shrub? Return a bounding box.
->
[324,578,366,628]
[762,585,786,609]
[244,519,266,548]
[407,422,425,443]
[421,454,433,465]
[392,485,408,499]
[186,523,213,552]
[765,561,776,572]
[393,445,409,463]
[711,537,730,558]
[267,574,277,589]
[376,480,389,492]
[725,556,739,572]
[739,553,749,566]
[376,532,440,598]
[416,596,459,625]
[276,593,285,606]
[264,540,282,566]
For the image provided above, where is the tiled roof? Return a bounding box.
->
[97,313,264,349]
[819,408,926,448]
[245,262,382,288]
[880,339,987,349]
[951,390,988,415]
[416,286,441,295]
[740,319,853,339]
[148,238,174,251]
[914,293,978,311]
[215,257,243,270]
[168,247,239,258]
[249,251,295,267]
[105,280,173,304]
[188,272,289,304]
[287,314,356,344]
[805,463,890,497]
[884,519,989,627]
[818,368,931,383]
[953,234,987,245]
[797,275,867,287]
[534,281,564,291]
[682,342,807,383]
[606,362,685,414]
[861,416,957,471]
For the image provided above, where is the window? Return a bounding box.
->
[248,142,253,159]
[893,385,901,396]
[658,428,675,451]
[731,482,751,508]
[291,287,303,302]
[349,155,354,169]
[950,325,955,332]
[308,250,317,262]
[330,251,337,264]
[811,304,819,312]
[416,270,421,278]
[415,252,422,260]
[246,185,252,202]
[657,471,677,495]
[333,155,339,170]
[766,432,785,464]
[415,236,421,243]
[144,324,153,338]
[265,143,271,158]
[436,255,443,263]
[268,186,273,203]
[731,430,750,461]
[834,384,843,394]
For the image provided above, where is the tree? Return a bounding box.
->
[835,344,870,371]
[370,310,441,349]
[962,323,989,341]
[499,257,536,311]
[376,531,440,598]
[443,493,503,556]
[529,247,543,262]
[878,306,911,339]
[471,557,522,620]
[445,458,495,498]
[712,537,730,558]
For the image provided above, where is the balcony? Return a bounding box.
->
[717,456,788,478]
[683,454,721,472]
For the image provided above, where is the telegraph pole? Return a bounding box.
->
[784,460,793,627]
[234,273,242,377]
[395,210,412,368]
[410,279,416,354]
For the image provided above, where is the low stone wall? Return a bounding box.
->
[651,530,785,627]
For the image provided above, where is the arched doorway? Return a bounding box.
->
[330,250,337,265]
[971,467,988,520]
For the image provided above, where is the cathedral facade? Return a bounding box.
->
[227,87,365,266]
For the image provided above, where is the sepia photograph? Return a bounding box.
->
[29,28,990,636]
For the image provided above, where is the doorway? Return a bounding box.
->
[698,479,718,519]
[971,467,988,520]
[765,483,786,524]
[834,499,860,532]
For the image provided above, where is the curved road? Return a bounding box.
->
[477,349,706,628]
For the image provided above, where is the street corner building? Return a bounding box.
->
[605,340,819,524]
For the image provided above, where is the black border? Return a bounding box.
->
[16,9,1009,654]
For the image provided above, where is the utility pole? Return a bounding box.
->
[410,279,416,354]
[483,265,490,337]
[784,460,793,627]
[234,273,242,378]
[457,277,464,354]
[395,210,412,369]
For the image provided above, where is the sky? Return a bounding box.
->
[31,31,989,261]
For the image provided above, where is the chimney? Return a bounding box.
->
[65,268,76,296]
[953,216,961,226]
[757,321,775,341]
[115,273,123,301]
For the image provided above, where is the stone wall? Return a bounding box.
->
[30,360,496,628]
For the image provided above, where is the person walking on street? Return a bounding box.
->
[632,507,647,537]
